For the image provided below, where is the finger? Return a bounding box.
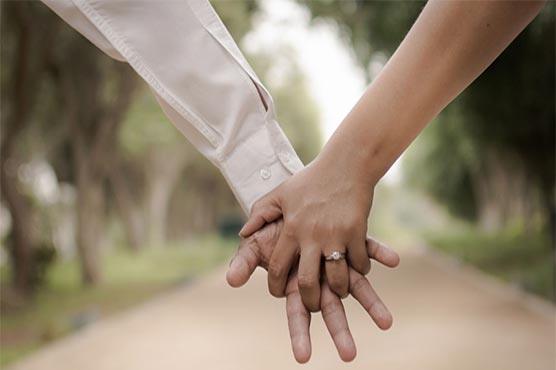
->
[347,236,371,275]
[366,236,400,268]
[320,280,356,362]
[248,221,283,268]
[349,268,393,330]
[324,246,349,298]
[239,196,282,237]
[268,232,298,298]
[297,246,321,312]
[226,238,261,288]
[286,275,312,364]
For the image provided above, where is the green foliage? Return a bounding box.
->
[404,108,479,220]
[28,243,57,291]
[115,1,322,242]
[426,226,555,301]
[119,90,182,155]
[0,236,236,366]
[212,0,259,41]
[300,0,425,77]
[248,49,322,164]
[302,0,555,229]
[458,6,555,204]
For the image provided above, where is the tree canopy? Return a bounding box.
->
[301,0,555,232]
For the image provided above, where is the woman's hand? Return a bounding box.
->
[239,155,375,311]
[228,220,400,363]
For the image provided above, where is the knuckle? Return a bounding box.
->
[268,261,286,279]
[307,220,334,241]
[251,198,266,213]
[362,259,372,273]
[342,215,363,231]
[287,301,308,318]
[252,222,281,251]
[329,279,347,295]
[297,274,318,290]
[307,219,322,235]
[352,257,371,274]
[341,221,358,235]
[269,286,285,298]
[252,229,269,249]
[251,232,264,249]
[320,297,341,318]
[303,297,320,312]
[284,279,298,296]
[282,221,297,238]
[337,221,351,233]
[350,274,367,294]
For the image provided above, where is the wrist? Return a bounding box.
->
[314,138,380,191]
[317,126,385,189]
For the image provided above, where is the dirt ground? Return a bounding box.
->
[7,248,555,370]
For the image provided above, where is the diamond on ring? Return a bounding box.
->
[325,251,345,261]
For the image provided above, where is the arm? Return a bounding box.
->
[319,0,546,186]
[40,0,304,213]
[241,0,546,309]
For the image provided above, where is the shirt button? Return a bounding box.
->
[260,167,271,180]
[279,151,291,163]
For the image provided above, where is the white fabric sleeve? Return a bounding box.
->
[41,0,304,213]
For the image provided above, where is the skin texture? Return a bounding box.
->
[239,160,373,311]
[227,221,399,363]
[240,0,545,310]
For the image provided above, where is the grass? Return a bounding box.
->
[0,235,236,367]
[370,184,555,302]
[425,226,555,301]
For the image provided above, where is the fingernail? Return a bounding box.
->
[238,228,245,237]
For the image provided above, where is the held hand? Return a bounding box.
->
[227,221,399,363]
[239,158,375,311]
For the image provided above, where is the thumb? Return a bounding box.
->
[226,238,261,288]
[239,192,282,237]
[227,221,282,287]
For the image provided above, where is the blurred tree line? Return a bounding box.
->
[1,1,321,298]
[301,1,555,236]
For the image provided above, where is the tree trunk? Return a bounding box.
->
[472,149,542,233]
[75,164,104,285]
[0,2,57,295]
[109,165,143,252]
[0,159,34,294]
[143,150,187,246]
[57,44,137,285]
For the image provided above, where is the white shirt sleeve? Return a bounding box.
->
[41,0,304,213]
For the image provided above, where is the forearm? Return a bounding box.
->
[41,0,303,214]
[320,0,545,186]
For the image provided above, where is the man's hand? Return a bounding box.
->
[227,221,399,363]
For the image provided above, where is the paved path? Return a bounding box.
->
[7,248,555,370]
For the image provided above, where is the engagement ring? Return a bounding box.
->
[325,251,346,261]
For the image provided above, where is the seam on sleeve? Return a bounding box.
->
[186,0,269,121]
[72,0,221,148]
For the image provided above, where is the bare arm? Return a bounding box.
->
[321,0,546,186]
[241,0,546,309]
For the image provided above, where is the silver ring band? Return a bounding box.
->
[325,251,346,262]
